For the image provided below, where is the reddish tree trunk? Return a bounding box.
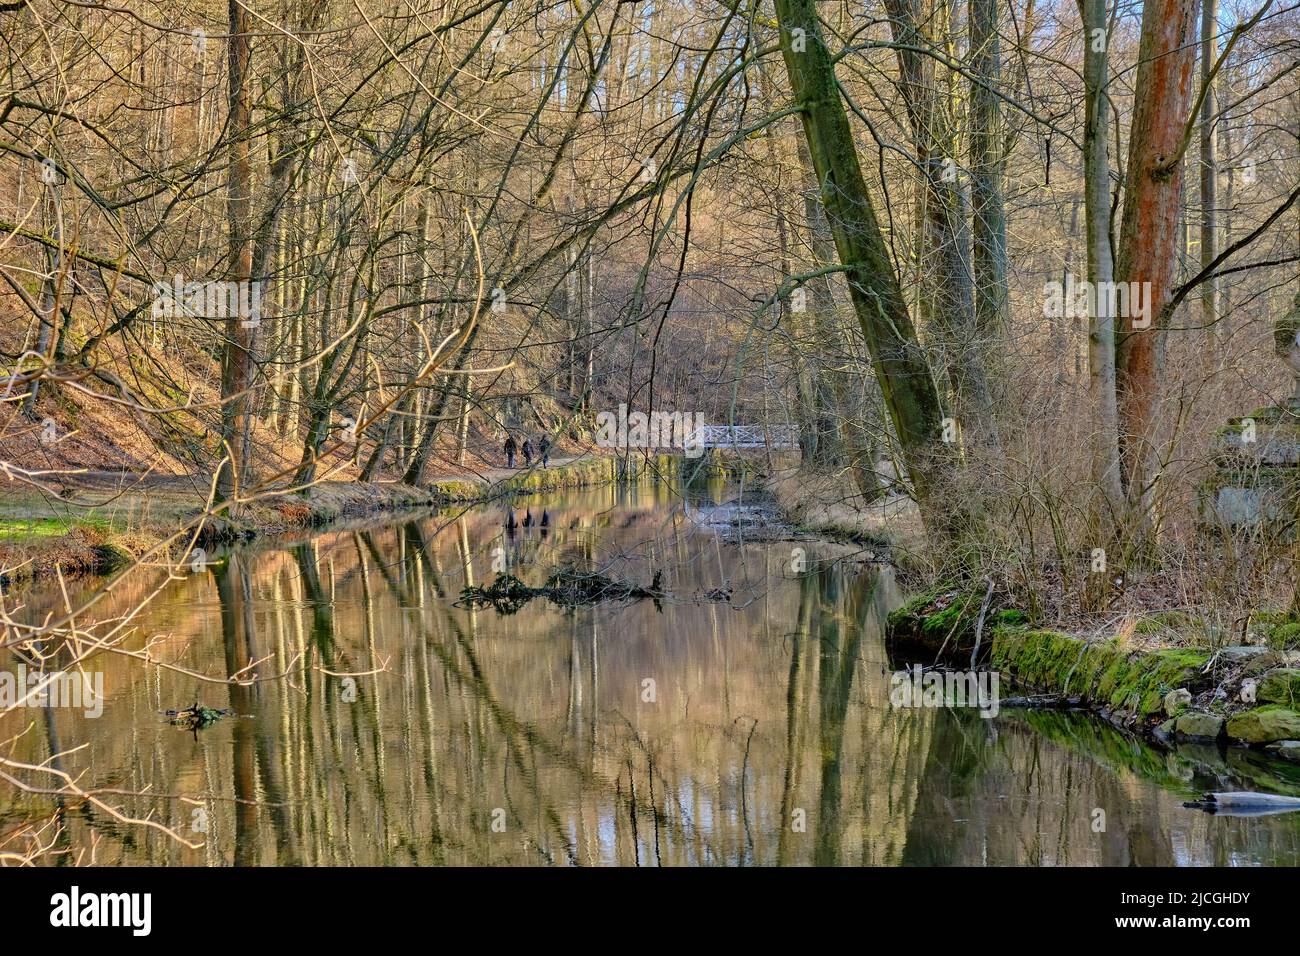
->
[1115,0,1198,519]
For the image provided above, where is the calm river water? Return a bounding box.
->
[5,479,1300,865]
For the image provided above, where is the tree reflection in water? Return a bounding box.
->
[4,483,1300,865]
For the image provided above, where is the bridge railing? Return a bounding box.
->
[687,424,800,450]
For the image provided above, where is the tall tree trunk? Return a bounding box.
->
[763,115,821,462]
[402,331,477,486]
[361,391,410,481]
[1200,0,1220,349]
[581,251,595,410]
[1115,0,1198,528]
[23,190,64,416]
[884,0,1001,459]
[969,0,1010,337]
[1080,0,1124,528]
[456,374,472,466]
[1220,104,1234,347]
[772,0,951,535]
[217,0,256,506]
[796,136,883,501]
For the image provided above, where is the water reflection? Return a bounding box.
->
[4,481,1300,865]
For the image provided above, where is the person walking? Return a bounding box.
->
[504,434,517,468]
[539,435,551,468]
[521,437,534,467]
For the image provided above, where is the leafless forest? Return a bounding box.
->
[3,0,1300,866]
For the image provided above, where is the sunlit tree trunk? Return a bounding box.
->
[23,190,64,415]
[217,0,256,507]
[795,136,883,501]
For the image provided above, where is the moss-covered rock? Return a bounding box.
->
[992,608,1028,628]
[1163,687,1192,716]
[887,593,1214,722]
[989,628,1208,719]
[1258,669,1300,707]
[1243,651,1289,676]
[430,479,483,503]
[1226,705,1300,744]
[1173,711,1225,740]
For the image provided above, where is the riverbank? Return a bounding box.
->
[886,585,1300,762]
[0,452,671,585]
[763,468,923,566]
[427,452,676,502]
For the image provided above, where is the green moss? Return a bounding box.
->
[886,593,1210,720]
[989,627,1208,719]
[1270,622,1300,650]
[1135,650,1211,716]
[1259,669,1300,707]
[885,584,981,649]
[920,592,979,643]
[887,594,1033,657]
[991,608,1028,628]
[1173,711,1225,739]
[1227,705,1300,745]
[1252,609,1291,627]
[430,480,482,503]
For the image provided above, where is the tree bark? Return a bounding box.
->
[1200,0,1220,349]
[884,0,1001,459]
[969,0,1010,337]
[795,135,883,501]
[772,0,951,533]
[1115,0,1198,524]
[23,189,65,415]
[217,0,256,507]
[1080,0,1125,527]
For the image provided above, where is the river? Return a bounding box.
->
[4,478,1300,865]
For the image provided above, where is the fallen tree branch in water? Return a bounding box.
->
[458,566,665,614]
[1184,792,1300,816]
[1000,695,1083,709]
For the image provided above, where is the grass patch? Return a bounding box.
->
[0,516,113,540]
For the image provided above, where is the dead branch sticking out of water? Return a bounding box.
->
[458,566,664,614]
